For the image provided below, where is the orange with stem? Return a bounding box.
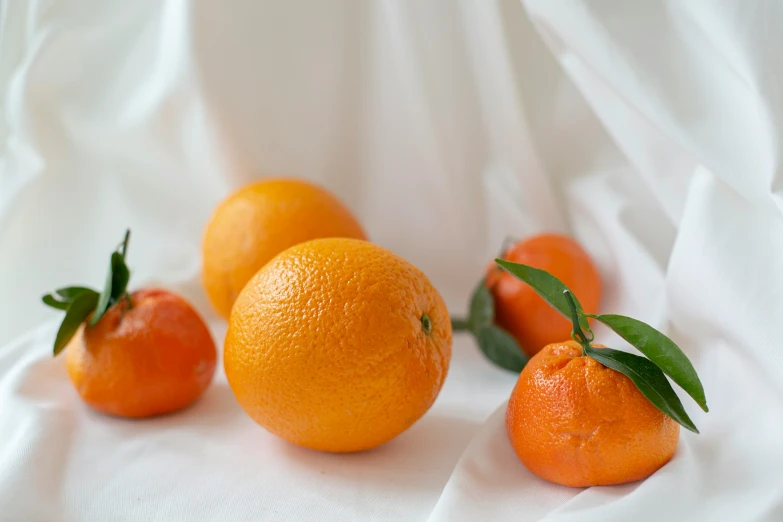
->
[496,258,708,487]
[43,230,217,418]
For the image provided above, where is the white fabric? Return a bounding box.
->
[1,0,782,520]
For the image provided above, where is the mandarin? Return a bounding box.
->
[506,341,679,487]
[66,289,217,418]
[486,234,601,356]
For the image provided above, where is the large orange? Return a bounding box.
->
[224,238,452,453]
[66,289,217,418]
[201,178,366,319]
[506,341,679,487]
[486,234,601,356]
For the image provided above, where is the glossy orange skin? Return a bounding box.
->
[202,178,366,319]
[66,289,217,418]
[506,341,679,487]
[486,234,601,357]
[224,238,452,453]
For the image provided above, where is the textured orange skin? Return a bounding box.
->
[65,289,217,418]
[486,234,601,357]
[506,341,680,487]
[224,238,452,453]
[202,179,366,319]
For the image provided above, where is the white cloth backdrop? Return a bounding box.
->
[1,0,782,520]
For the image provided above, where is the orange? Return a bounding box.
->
[486,234,601,356]
[66,289,217,418]
[506,341,679,487]
[201,178,366,319]
[224,237,452,453]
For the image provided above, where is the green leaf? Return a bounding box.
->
[44,288,99,310]
[468,279,494,331]
[475,325,528,372]
[55,287,96,299]
[90,256,116,326]
[90,230,132,326]
[590,314,708,412]
[450,282,527,371]
[495,259,590,332]
[109,252,130,300]
[42,294,70,310]
[584,345,699,433]
[53,292,99,356]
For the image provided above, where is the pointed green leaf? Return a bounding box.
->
[469,279,494,331]
[53,292,99,355]
[590,314,708,412]
[90,256,115,326]
[89,230,133,326]
[475,325,528,372]
[42,294,70,310]
[110,253,130,300]
[494,259,590,331]
[584,345,699,433]
[55,287,96,300]
[44,288,99,311]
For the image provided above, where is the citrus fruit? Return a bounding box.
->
[486,234,601,356]
[201,178,366,319]
[224,237,452,453]
[66,289,217,418]
[506,340,679,487]
[42,230,217,419]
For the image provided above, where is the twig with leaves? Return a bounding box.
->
[42,230,133,355]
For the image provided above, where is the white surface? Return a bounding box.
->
[1,0,782,520]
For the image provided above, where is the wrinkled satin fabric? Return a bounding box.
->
[1,1,781,520]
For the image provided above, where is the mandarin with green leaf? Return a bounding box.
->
[497,259,707,487]
[43,230,217,418]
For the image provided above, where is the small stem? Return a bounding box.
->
[119,229,131,258]
[451,317,471,332]
[421,313,433,335]
[119,293,133,321]
[563,290,592,354]
[499,236,519,256]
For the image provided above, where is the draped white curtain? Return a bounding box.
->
[1,1,781,520]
